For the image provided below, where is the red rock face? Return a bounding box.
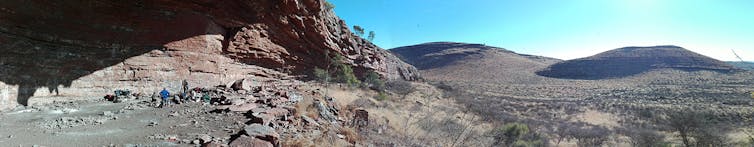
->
[0,0,419,110]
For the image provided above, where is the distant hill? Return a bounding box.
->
[728,61,754,70]
[537,45,738,79]
[390,42,560,83]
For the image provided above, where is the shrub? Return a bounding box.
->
[665,110,705,147]
[571,126,609,147]
[363,71,385,91]
[337,64,360,87]
[662,110,730,147]
[513,139,544,147]
[374,92,388,101]
[386,80,414,96]
[692,127,728,147]
[327,54,359,87]
[623,128,667,147]
[492,123,530,146]
[313,67,330,83]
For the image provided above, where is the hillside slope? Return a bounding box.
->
[537,45,738,79]
[390,42,560,83]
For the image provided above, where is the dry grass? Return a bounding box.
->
[339,127,362,144]
[343,82,498,146]
[281,137,314,147]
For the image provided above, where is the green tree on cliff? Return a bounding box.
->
[353,25,365,37]
[367,31,375,41]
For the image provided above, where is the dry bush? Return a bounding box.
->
[570,126,610,147]
[619,128,667,147]
[293,93,320,120]
[339,127,362,144]
[311,129,340,146]
[281,137,314,147]
[644,109,733,147]
[385,80,415,97]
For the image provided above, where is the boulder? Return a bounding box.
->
[243,124,279,144]
[229,135,273,147]
[231,78,260,92]
[352,109,369,128]
[264,108,290,118]
[301,115,320,126]
[198,134,213,143]
[229,103,258,112]
[286,91,303,102]
[249,113,274,126]
[315,100,337,123]
[202,141,223,147]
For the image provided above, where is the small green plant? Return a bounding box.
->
[492,123,533,146]
[513,139,544,147]
[324,0,335,11]
[328,54,360,87]
[313,67,330,83]
[374,92,388,101]
[338,64,360,87]
[363,71,385,91]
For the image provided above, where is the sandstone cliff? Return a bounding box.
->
[0,0,419,110]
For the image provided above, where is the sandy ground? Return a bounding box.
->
[0,98,247,146]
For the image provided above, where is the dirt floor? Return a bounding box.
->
[0,98,247,146]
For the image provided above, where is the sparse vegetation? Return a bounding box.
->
[363,71,385,91]
[492,123,529,146]
[386,80,415,97]
[572,126,610,147]
[374,92,388,101]
[489,123,546,147]
[313,67,330,84]
[315,52,360,87]
[335,63,360,87]
[662,110,729,147]
[621,128,668,147]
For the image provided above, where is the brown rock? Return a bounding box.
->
[352,109,369,128]
[231,78,261,92]
[202,141,223,147]
[264,108,290,118]
[243,124,279,144]
[229,103,258,112]
[249,113,275,126]
[229,135,273,147]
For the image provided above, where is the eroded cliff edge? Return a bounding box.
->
[0,0,419,109]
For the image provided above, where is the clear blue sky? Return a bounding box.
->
[330,0,754,61]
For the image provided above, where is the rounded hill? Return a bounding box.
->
[536,45,738,79]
